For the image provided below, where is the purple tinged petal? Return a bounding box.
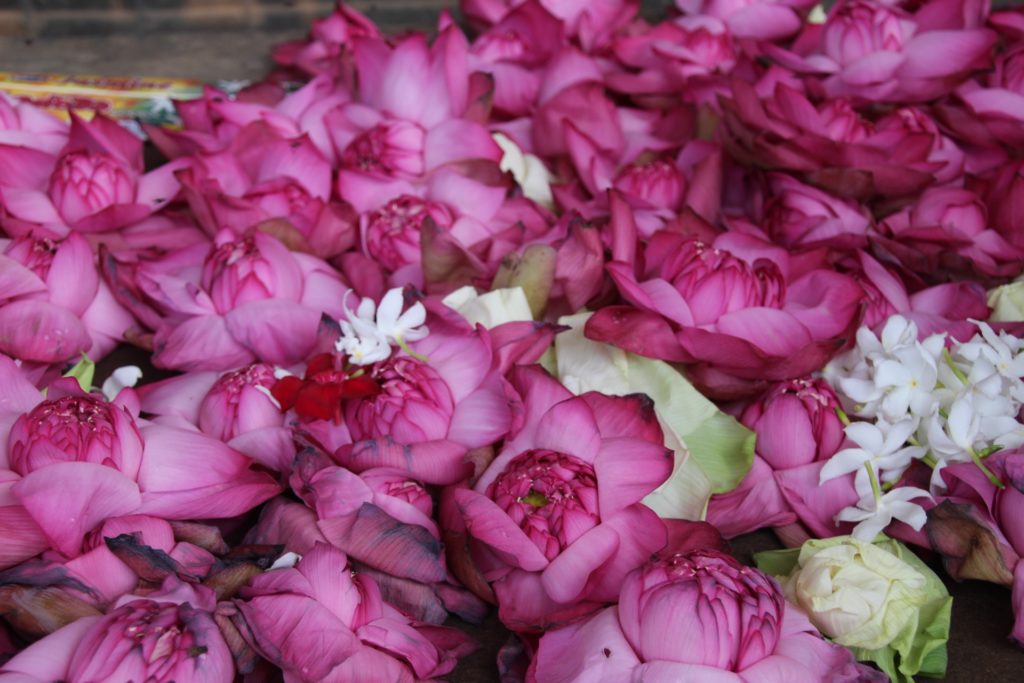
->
[900,30,996,79]
[318,506,447,584]
[334,438,472,486]
[136,372,219,425]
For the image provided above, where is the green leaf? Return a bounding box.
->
[63,355,95,393]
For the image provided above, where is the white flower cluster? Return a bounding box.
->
[335,288,429,365]
[820,315,1024,541]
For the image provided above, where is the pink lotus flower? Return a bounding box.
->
[283,450,487,624]
[707,378,844,538]
[0,92,68,154]
[0,578,233,683]
[305,299,555,486]
[0,368,279,565]
[606,17,737,105]
[444,365,674,632]
[675,0,818,41]
[843,250,989,338]
[0,232,133,365]
[137,363,295,473]
[720,80,958,200]
[330,28,502,211]
[527,549,885,682]
[176,122,356,259]
[0,113,183,237]
[973,158,1024,251]
[146,77,351,166]
[230,542,475,681]
[586,222,864,398]
[935,43,1024,151]
[462,0,639,51]
[271,0,381,81]
[106,228,350,371]
[877,186,1024,281]
[766,0,996,103]
[754,172,873,250]
[466,0,566,117]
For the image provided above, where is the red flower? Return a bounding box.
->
[271,352,381,421]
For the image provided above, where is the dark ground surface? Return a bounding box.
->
[7,17,1023,681]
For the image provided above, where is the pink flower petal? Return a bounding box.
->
[223,299,319,365]
[530,606,641,682]
[452,488,549,571]
[13,462,141,557]
[540,521,619,604]
[152,315,255,372]
[594,437,673,518]
[136,424,279,519]
[0,300,92,363]
[334,438,472,486]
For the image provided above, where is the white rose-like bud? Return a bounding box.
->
[784,537,930,650]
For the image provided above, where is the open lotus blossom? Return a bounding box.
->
[765,0,996,103]
[284,449,487,624]
[270,0,381,81]
[175,122,357,259]
[0,365,279,568]
[675,0,818,41]
[877,187,1024,282]
[586,218,864,398]
[0,578,233,683]
[287,295,555,485]
[136,362,297,473]
[605,16,737,106]
[229,542,476,682]
[0,91,68,154]
[708,377,845,537]
[527,549,886,682]
[330,27,502,211]
[465,0,566,117]
[146,75,351,164]
[443,365,674,631]
[462,0,639,51]
[720,80,960,200]
[0,232,133,365]
[0,113,184,237]
[104,228,350,371]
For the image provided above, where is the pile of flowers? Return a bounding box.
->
[2,0,1024,679]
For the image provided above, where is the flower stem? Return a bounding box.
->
[865,462,883,504]
[395,336,430,363]
[968,447,1005,490]
[943,349,969,385]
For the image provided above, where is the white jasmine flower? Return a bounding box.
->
[837,487,932,542]
[821,420,926,497]
[335,288,429,365]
